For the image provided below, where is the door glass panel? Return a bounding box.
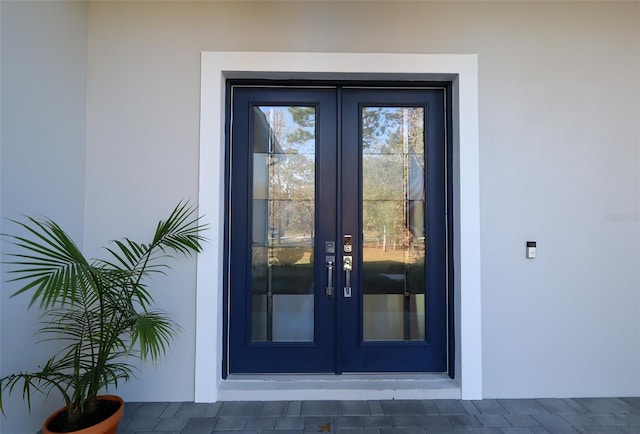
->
[251,106,316,342]
[362,107,426,341]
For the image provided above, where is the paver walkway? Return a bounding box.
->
[118,398,640,433]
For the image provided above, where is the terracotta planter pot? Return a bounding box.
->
[42,395,124,434]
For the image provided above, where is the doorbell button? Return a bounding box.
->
[526,241,536,259]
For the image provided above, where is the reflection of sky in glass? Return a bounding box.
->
[258,106,316,155]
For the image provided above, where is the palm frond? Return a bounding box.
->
[3,218,94,308]
[0,202,207,421]
[129,310,181,363]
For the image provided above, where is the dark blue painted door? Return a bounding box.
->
[226,85,447,374]
[339,88,447,372]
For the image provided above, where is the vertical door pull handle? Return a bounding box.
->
[325,256,335,296]
[343,256,353,298]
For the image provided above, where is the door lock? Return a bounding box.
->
[343,235,352,253]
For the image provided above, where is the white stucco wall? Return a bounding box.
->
[1,1,639,432]
[0,2,88,433]
[477,4,640,398]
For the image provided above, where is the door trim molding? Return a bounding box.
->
[197,51,481,401]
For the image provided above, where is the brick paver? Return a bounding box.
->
[118,398,640,433]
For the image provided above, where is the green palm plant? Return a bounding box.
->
[0,202,206,430]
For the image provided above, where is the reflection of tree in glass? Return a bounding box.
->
[266,107,316,242]
[362,107,424,154]
[287,106,315,149]
[362,107,388,152]
[362,107,424,253]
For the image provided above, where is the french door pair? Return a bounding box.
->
[225,84,449,375]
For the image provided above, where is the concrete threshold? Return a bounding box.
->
[217,373,461,401]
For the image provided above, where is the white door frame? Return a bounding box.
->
[196,51,482,401]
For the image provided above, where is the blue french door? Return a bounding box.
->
[226,84,448,375]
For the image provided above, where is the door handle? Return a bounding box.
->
[325,256,335,297]
[343,256,353,298]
